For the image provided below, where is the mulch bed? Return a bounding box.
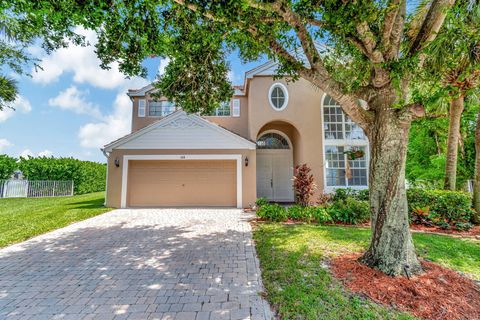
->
[410,224,480,238]
[331,254,480,320]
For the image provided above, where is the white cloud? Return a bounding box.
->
[0,96,32,123]
[227,70,241,84]
[19,149,34,158]
[38,150,53,157]
[48,86,102,119]
[17,149,54,158]
[0,139,12,153]
[78,91,133,149]
[31,27,131,89]
[158,57,171,76]
[78,78,149,149]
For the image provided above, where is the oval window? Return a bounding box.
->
[268,83,288,111]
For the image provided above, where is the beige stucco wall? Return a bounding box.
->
[122,75,327,203]
[106,148,256,209]
[204,95,249,138]
[131,94,249,138]
[131,94,162,132]
[247,76,326,194]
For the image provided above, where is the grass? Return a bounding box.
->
[253,223,480,320]
[0,192,111,248]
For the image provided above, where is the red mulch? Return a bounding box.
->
[410,224,480,238]
[331,254,480,320]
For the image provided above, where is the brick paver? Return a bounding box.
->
[0,209,272,319]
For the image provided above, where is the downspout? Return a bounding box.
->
[101,148,110,207]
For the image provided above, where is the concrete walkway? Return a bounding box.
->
[0,209,272,319]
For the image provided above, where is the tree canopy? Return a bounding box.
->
[3,0,468,276]
[3,0,455,118]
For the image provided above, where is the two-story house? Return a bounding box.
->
[102,58,369,208]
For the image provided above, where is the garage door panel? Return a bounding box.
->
[127,160,236,207]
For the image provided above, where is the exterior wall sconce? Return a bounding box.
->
[114,158,120,167]
[244,156,249,167]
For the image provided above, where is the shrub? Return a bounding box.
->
[0,155,17,179]
[332,188,369,202]
[255,197,269,208]
[256,204,288,222]
[455,222,473,231]
[287,205,306,220]
[410,207,436,227]
[357,189,370,201]
[18,157,106,195]
[327,198,370,224]
[316,193,333,206]
[308,206,333,224]
[407,188,473,223]
[437,221,451,230]
[286,205,333,224]
[293,164,316,206]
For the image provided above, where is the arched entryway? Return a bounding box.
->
[256,130,294,202]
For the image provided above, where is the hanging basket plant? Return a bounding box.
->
[344,148,365,160]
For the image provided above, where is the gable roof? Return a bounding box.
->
[127,84,156,97]
[102,111,256,153]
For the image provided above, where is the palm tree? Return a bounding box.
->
[423,0,480,190]
[470,91,480,218]
[0,75,18,110]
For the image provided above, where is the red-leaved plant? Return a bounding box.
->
[293,163,317,207]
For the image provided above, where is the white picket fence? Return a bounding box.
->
[0,180,74,198]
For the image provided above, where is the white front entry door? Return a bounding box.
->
[256,150,294,202]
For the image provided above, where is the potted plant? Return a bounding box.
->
[344,148,365,160]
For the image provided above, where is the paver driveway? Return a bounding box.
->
[0,209,272,320]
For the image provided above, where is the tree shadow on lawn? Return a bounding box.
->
[255,222,480,279]
[254,223,370,257]
[67,197,108,209]
[0,217,268,319]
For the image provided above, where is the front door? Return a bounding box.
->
[256,145,294,202]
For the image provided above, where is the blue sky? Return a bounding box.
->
[0,28,266,163]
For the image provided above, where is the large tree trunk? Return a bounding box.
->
[473,112,480,223]
[444,96,465,190]
[360,106,422,276]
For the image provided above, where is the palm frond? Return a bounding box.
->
[406,0,433,39]
[0,75,18,111]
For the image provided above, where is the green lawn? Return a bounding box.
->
[253,223,480,320]
[0,192,111,248]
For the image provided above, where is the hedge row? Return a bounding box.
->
[256,198,370,225]
[0,155,17,180]
[331,188,473,222]
[406,188,474,224]
[256,188,475,227]
[0,155,106,195]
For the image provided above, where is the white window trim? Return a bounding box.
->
[210,101,232,117]
[138,99,146,117]
[120,154,243,209]
[232,99,240,117]
[257,129,292,149]
[320,93,369,192]
[147,100,176,117]
[268,83,289,111]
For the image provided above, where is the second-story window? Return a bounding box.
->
[149,100,175,116]
[323,95,368,189]
[323,95,365,140]
[212,101,231,116]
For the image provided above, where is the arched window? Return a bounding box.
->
[257,132,290,149]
